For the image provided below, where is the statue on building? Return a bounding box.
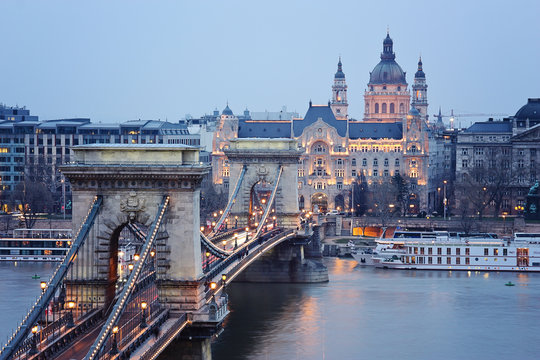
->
[525,181,540,220]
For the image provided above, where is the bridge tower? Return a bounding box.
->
[60,144,209,313]
[225,138,302,229]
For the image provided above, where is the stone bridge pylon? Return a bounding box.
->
[224,138,302,229]
[59,144,210,313]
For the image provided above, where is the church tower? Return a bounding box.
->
[411,57,428,123]
[331,57,348,119]
[364,32,410,123]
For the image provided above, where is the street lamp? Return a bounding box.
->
[443,180,448,220]
[221,274,227,285]
[222,240,227,250]
[133,254,140,261]
[110,326,119,355]
[29,325,39,355]
[128,263,134,271]
[40,281,46,293]
[245,227,250,242]
[67,301,75,328]
[205,251,210,272]
[233,233,238,249]
[235,216,238,228]
[209,282,217,291]
[140,301,148,328]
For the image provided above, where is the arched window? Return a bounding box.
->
[399,103,405,114]
[299,195,305,210]
[384,158,389,167]
[373,158,378,166]
[365,103,369,113]
[390,103,395,114]
[352,158,357,166]
[362,158,367,166]
[337,158,343,166]
[375,103,379,114]
[382,103,387,114]
[395,158,400,166]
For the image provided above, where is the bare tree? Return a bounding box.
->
[11,180,53,229]
[371,179,397,227]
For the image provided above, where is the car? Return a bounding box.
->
[326,210,339,216]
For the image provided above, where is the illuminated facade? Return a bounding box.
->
[212,32,431,213]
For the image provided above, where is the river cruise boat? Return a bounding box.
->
[375,232,540,272]
[352,231,450,266]
[0,228,72,262]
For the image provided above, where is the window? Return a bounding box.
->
[382,103,387,113]
[447,248,451,255]
[465,258,470,265]
[462,159,468,168]
[373,169,378,177]
[337,182,343,190]
[373,158,378,166]
[456,248,460,255]
[437,248,442,255]
[456,258,460,265]
[437,257,442,264]
[484,248,489,256]
[335,169,345,177]
[474,147,484,155]
[395,158,400,166]
[352,158,357,166]
[375,103,379,113]
[503,249,507,256]
[399,103,405,113]
[493,249,498,256]
[384,170,389,177]
[337,158,343,166]
[465,248,470,256]
[390,103,395,113]
[428,257,433,264]
[384,158,389,167]
[298,169,304,177]
[461,148,469,155]
[447,257,451,265]
[221,168,230,177]
[428,248,433,255]
[352,169,357,177]
[362,158,367,166]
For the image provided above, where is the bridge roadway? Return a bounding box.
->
[130,228,298,360]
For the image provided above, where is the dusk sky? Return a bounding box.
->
[1,0,538,126]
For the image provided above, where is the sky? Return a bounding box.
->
[0,0,539,126]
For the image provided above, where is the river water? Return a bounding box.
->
[2,259,540,360]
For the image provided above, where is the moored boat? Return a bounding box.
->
[376,232,540,272]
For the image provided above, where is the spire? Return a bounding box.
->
[335,56,345,79]
[415,56,425,78]
[381,31,395,61]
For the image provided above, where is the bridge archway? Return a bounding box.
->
[60,145,209,312]
[311,192,328,213]
[225,139,302,229]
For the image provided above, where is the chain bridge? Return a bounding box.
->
[0,140,327,360]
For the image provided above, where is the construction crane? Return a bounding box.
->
[433,108,508,129]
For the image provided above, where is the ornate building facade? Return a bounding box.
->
[212,32,431,214]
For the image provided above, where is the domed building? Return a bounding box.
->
[364,32,411,122]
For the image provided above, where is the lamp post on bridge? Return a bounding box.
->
[443,180,448,220]
[29,325,38,355]
[67,301,75,328]
[110,326,119,355]
[205,251,210,272]
[234,233,238,250]
[140,301,148,329]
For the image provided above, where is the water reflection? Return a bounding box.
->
[209,259,540,360]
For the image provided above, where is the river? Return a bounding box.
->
[1,259,540,360]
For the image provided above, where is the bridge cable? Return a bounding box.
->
[85,195,170,360]
[208,165,246,237]
[0,196,103,360]
[252,165,283,241]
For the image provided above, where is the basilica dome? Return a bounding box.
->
[369,33,407,85]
